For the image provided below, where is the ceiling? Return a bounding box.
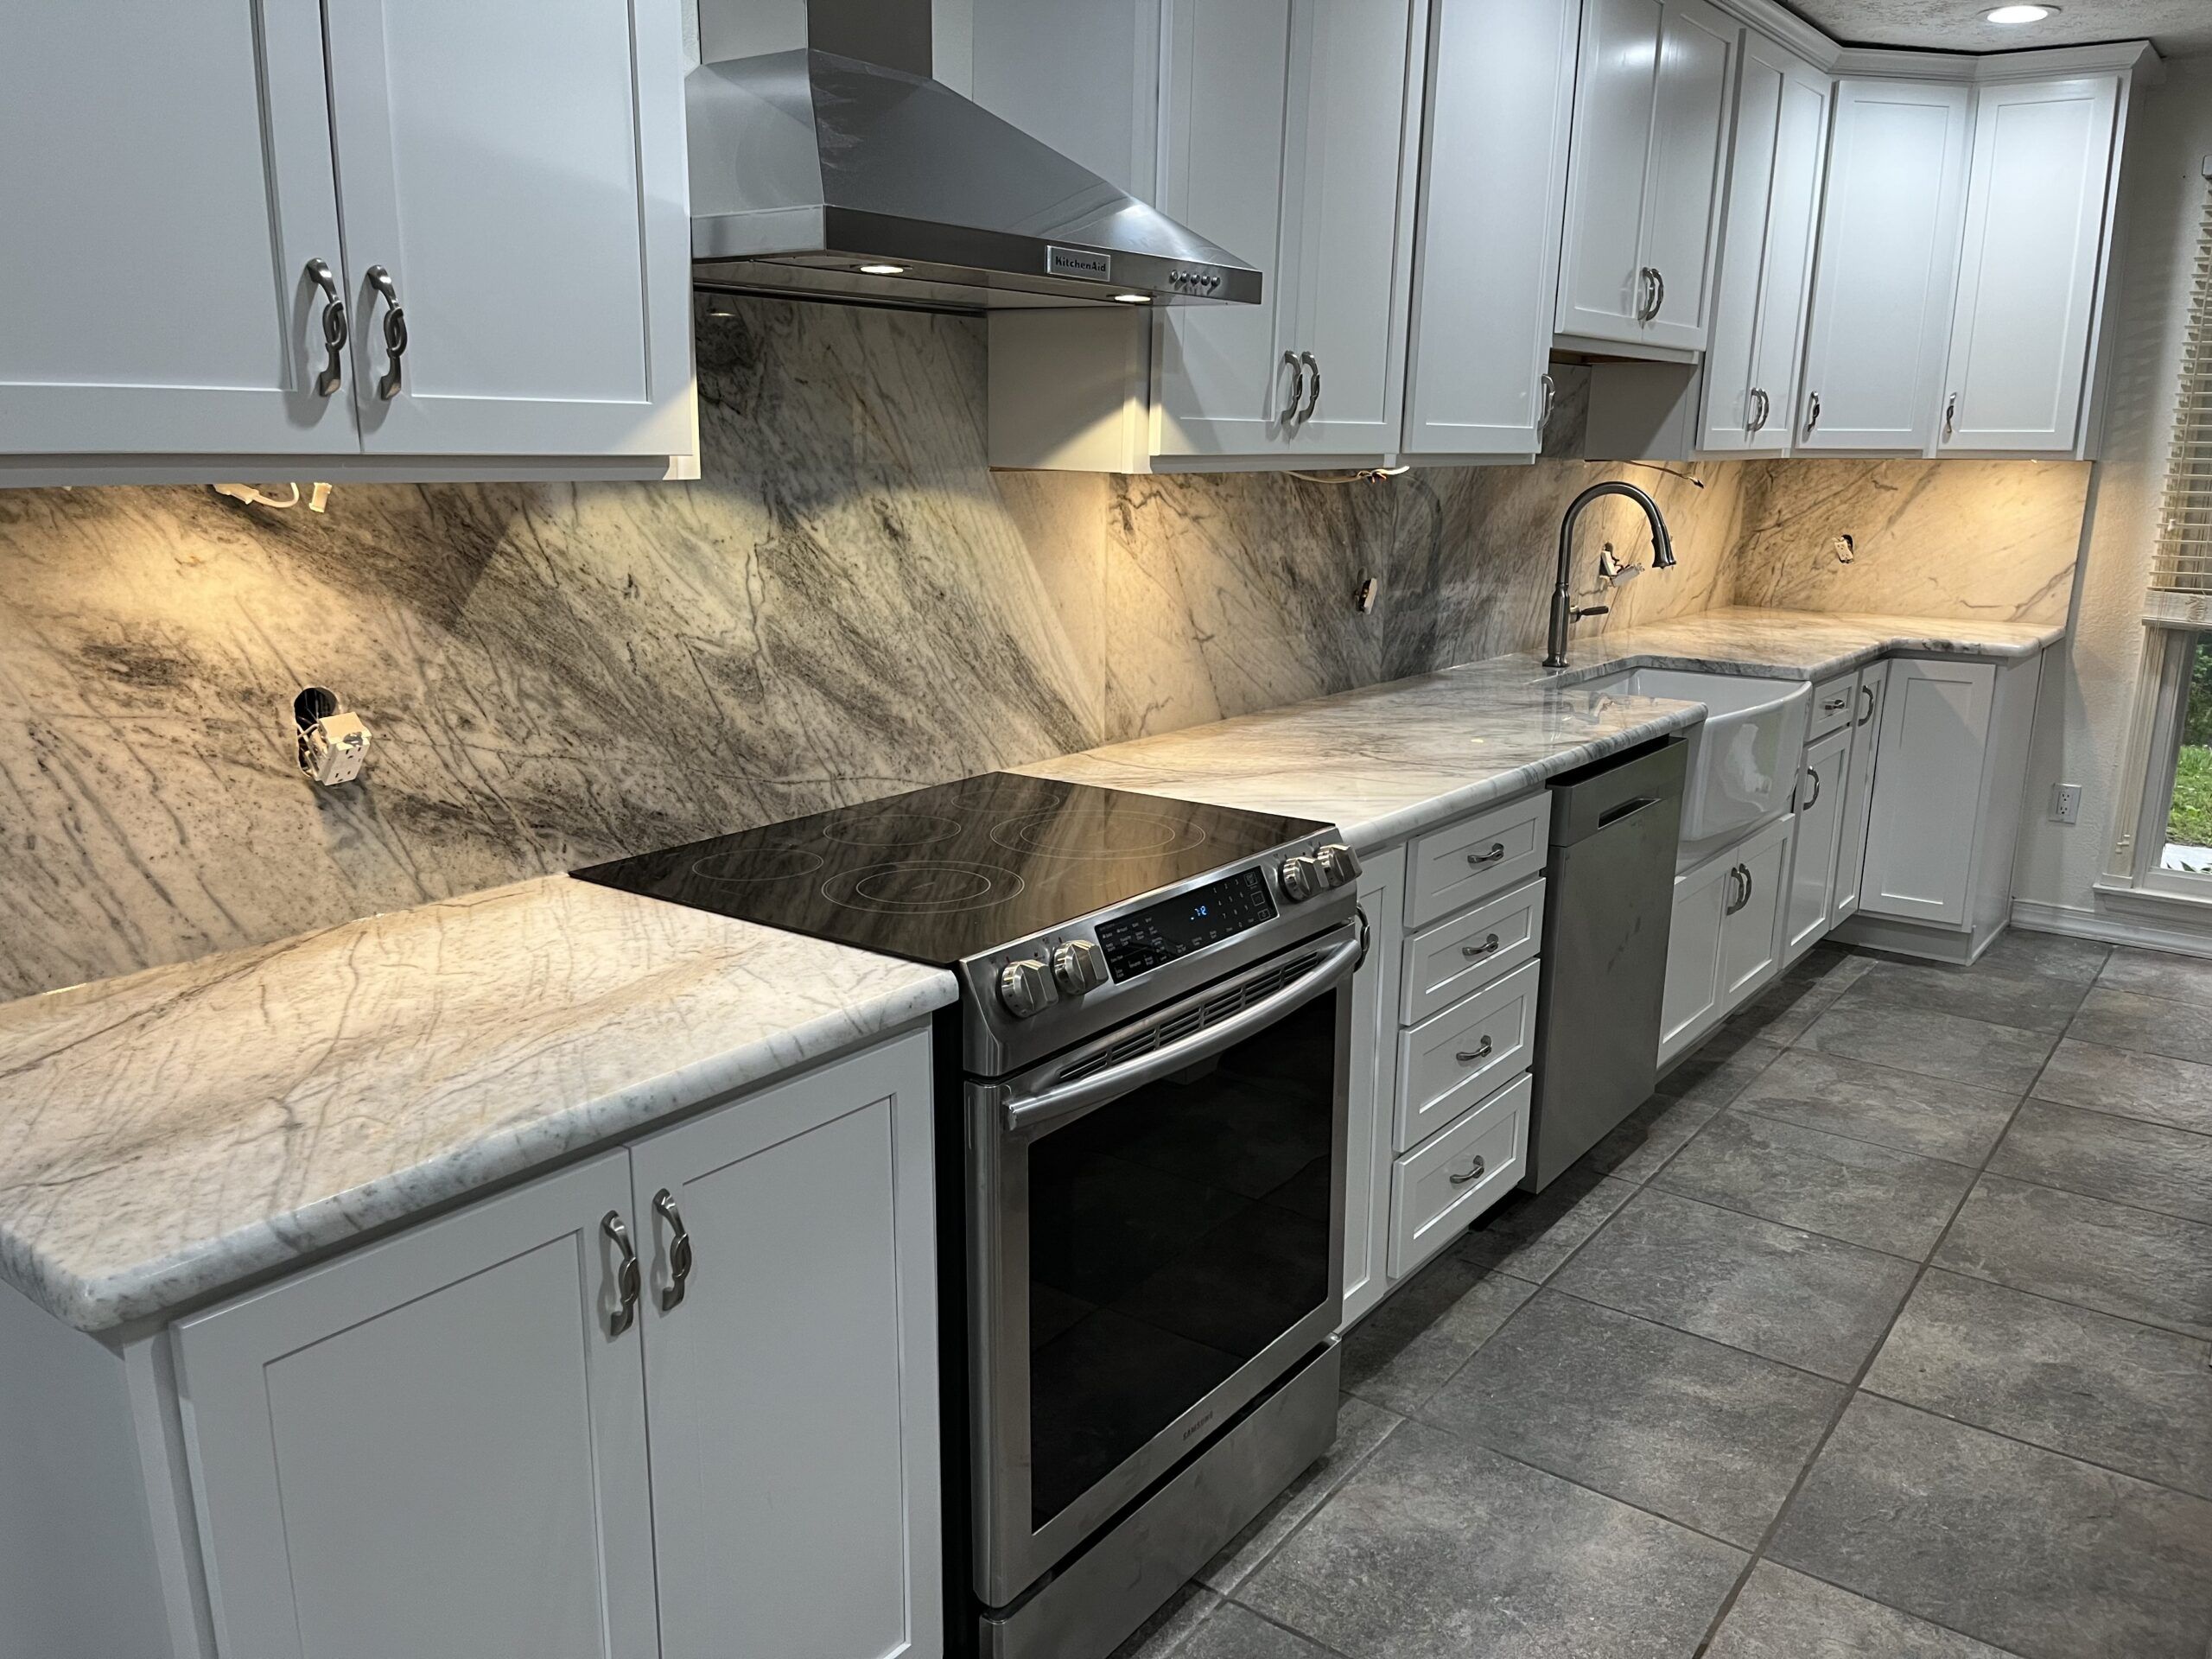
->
[1784,0,2212,58]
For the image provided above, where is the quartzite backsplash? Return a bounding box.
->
[0,298,2088,999]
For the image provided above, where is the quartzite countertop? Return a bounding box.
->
[0,875,956,1332]
[1022,607,2063,850]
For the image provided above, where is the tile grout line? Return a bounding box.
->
[1690,967,2082,1657]
[1853,1381,2212,1505]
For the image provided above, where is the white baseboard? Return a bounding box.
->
[2010,898,2212,960]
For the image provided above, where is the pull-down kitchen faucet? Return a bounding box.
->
[1544,480,1676,669]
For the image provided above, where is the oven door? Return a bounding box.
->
[967,918,1358,1608]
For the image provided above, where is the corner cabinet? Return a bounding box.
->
[1795,79,1974,454]
[174,1033,941,1659]
[1396,0,1580,461]
[0,0,696,482]
[1698,35,1828,453]
[987,0,1425,472]
[1554,0,1738,357]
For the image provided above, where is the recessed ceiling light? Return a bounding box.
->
[1112,292,1152,304]
[856,263,906,276]
[1984,3,2056,22]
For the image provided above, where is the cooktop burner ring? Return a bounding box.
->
[821,860,1028,915]
[988,806,1209,861]
[822,810,963,850]
[689,847,827,885]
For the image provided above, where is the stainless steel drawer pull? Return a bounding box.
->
[1450,1154,1488,1186]
[1300,350,1322,422]
[652,1188,693,1313]
[1859,684,1876,726]
[1822,695,1848,712]
[306,258,346,397]
[1454,1036,1495,1065]
[601,1211,641,1337]
[1461,933,1503,960]
[1802,766,1822,811]
[1279,350,1305,426]
[1467,842,1508,868]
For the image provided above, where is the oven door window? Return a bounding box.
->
[1024,988,1337,1531]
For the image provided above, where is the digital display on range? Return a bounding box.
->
[1095,866,1279,981]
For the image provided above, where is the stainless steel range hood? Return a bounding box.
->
[687,0,1262,312]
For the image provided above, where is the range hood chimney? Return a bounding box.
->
[687,0,1262,312]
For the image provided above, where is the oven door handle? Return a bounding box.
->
[1002,925,1363,1137]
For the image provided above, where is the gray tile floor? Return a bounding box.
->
[1113,934,2212,1659]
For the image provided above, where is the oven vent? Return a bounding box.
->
[1052,951,1322,1085]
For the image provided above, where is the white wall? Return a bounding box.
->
[2015,56,2212,931]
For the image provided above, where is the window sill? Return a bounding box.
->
[2092,876,2212,920]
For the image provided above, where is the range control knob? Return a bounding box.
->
[1314,842,1363,889]
[997,958,1059,1020]
[1052,939,1109,995]
[1279,854,1322,903]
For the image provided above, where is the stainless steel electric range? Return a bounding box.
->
[575,772,1365,1659]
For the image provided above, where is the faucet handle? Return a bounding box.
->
[1572,603,1611,620]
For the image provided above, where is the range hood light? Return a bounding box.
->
[856,263,906,276]
[1113,293,1152,304]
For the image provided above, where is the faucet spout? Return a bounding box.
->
[1544,480,1675,670]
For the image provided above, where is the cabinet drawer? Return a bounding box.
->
[1395,958,1539,1153]
[1808,671,1859,741]
[1405,793,1548,928]
[1401,877,1546,1025]
[1387,1072,1530,1279]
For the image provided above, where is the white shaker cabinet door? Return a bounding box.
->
[1556,0,1666,346]
[1785,725,1851,962]
[172,1152,658,1659]
[1661,852,1731,1066]
[1400,0,1580,459]
[1859,658,1996,926]
[1635,0,1737,353]
[1152,0,1298,461]
[1938,75,2122,456]
[1701,38,1828,453]
[0,3,359,456]
[631,1034,942,1659]
[1276,0,1424,457]
[320,0,695,457]
[1797,79,1973,453]
[1833,671,1883,922]
[1343,846,1407,1329]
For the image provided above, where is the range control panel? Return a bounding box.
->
[1095,867,1277,982]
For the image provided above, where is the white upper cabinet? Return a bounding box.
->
[0,0,694,478]
[987,0,1424,471]
[0,3,356,458]
[321,0,695,459]
[1399,0,1581,460]
[1700,36,1829,453]
[1938,73,2125,456]
[1554,0,1738,355]
[1796,79,1973,454]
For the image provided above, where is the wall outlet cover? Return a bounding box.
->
[2052,784,2082,824]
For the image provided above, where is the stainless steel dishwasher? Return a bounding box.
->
[1527,737,1688,1191]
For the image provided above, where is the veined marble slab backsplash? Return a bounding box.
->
[0,299,2086,998]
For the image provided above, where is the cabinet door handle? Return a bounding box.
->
[1299,351,1321,423]
[1943,391,1958,441]
[1725,863,1751,916]
[1538,372,1556,435]
[1859,683,1876,726]
[306,259,347,398]
[1461,932,1503,960]
[1648,266,1665,321]
[366,265,408,400]
[601,1211,642,1337]
[1450,1154,1488,1186]
[1802,766,1822,811]
[1454,1035,1496,1066]
[652,1188,694,1313]
[1467,842,1508,868]
[1747,386,1768,435]
[1805,391,1822,435]
[1280,350,1306,426]
[1635,267,1655,321]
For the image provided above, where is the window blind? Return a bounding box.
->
[2149,176,2212,601]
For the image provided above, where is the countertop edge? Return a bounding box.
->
[28,969,958,1335]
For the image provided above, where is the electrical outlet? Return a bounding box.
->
[2052,784,2082,824]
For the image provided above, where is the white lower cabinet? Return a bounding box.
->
[1387,1073,1529,1277]
[174,1032,940,1659]
[1784,723,1852,963]
[1342,845,1407,1328]
[1834,671,1885,922]
[1662,813,1792,1066]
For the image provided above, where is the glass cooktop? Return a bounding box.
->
[571,772,1327,966]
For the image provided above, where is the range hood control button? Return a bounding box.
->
[1279,855,1321,903]
[1315,843,1363,889]
[997,958,1059,1020]
[1052,940,1109,996]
